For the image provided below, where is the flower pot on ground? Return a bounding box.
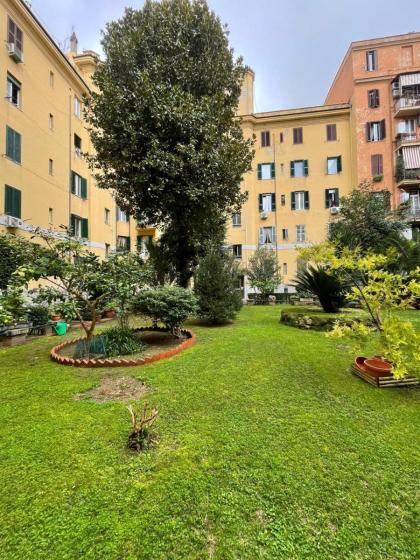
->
[363,357,393,376]
[51,314,61,322]
[103,309,116,319]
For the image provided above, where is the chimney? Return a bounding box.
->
[70,31,78,55]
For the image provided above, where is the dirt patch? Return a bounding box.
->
[74,376,148,403]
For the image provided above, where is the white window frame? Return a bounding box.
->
[117,235,130,250]
[296,225,306,243]
[261,193,273,212]
[366,50,377,71]
[294,160,304,177]
[7,74,21,108]
[73,173,82,197]
[233,244,242,258]
[260,226,275,245]
[326,188,339,208]
[117,207,129,222]
[369,122,381,142]
[295,191,306,210]
[73,216,82,238]
[74,96,82,119]
[260,163,272,180]
[327,157,338,175]
[232,212,241,227]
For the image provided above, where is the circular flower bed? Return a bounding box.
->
[50,326,196,368]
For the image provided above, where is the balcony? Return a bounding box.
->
[407,207,420,222]
[395,132,420,149]
[394,95,420,117]
[396,169,420,189]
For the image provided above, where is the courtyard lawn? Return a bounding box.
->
[0,306,418,560]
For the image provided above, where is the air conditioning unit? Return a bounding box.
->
[260,211,268,220]
[391,82,400,98]
[4,215,22,228]
[8,43,23,63]
[330,206,341,215]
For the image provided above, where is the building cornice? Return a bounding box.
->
[239,104,351,125]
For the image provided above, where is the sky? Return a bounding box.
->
[29,0,420,111]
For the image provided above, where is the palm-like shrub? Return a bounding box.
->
[293,265,345,313]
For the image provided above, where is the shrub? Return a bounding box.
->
[127,402,159,452]
[27,305,49,326]
[245,247,281,304]
[101,327,145,358]
[293,265,345,313]
[194,246,243,324]
[133,286,198,335]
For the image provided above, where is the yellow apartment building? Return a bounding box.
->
[0,0,154,258]
[229,72,354,297]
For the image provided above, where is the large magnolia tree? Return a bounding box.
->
[85,0,253,286]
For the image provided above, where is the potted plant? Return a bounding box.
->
[27,304,51,336]
[103,300,117,319]
[50,304,61,322]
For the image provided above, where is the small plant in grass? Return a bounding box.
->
[134,286,198,336]
[101,327,145,358]
[127,402,159,452]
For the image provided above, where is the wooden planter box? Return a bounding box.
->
[350,365,418,388]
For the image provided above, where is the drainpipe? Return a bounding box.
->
[68,88,72,227]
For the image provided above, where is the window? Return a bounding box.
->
[6,126,21,164]
[232,212,241,226]
[366,50,377,71]
[397,119,416,135]
[48,208,53,224]
[296,225,306,243]
[371,154,383,176]
[49,159,54,176]
[366,120,386,142]
[326,124,337,141]
[279,132,284,143]
[74,96,82,118]
[261,131,270,147]
[74,134,82,156]
[293,127,303,144]
[116,235,130,251]
[49,114,54,130]
[291,191,309,210]
[281,194,286,206]
[105,243,110,257]
[70,214,88,239]
[233,244,242,258]
[258,193,276,212]
[8,18,23,52]
[70,171,87,199]
[325,188,339,208]
[4,185,21,218]
[327,156,342,175]
[259,226,276,245]
[283,263,288,275]
[116,206,129,222]
[6,74,21,107]
[137,235,153,254]
[290,160,308,177]
[282,228,288,241]
[257,163,275,180]
[368,89,380,108]
[49,71,54,88]
[104,208,111,225]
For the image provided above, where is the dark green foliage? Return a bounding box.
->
[101,327,145,358]
[85,0,254,285]
[0,234,45,290]
[194,245,243,324]
[329,181,409,252]
[293,265,345,313]
[27,305,49,326]
[133,286,198,334]
[246,247,281,303]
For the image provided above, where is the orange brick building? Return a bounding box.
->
[326,32,420,239]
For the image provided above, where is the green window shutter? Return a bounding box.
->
[335,189,340,206]
[337,156,342,173]
[14,188,21,218]
[304,191,310,209]
[325,189,330,208]
[14,131,21,163]
[290,161,295,177]
[258,194,263,211]
[257,164,262,180]
[271,193,276,211]
[70,214,76,235]
[137,235,143,251]
[304,160,309,176]
[127,237,131,252]
[6,127,14,159]
[81,177,87,199]
[5,185,21,218]
[81,218,88,239]
[270,162,275,178]
[70,171,75,194]
[291,192,296,210]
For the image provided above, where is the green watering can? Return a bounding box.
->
[54,321,68,336]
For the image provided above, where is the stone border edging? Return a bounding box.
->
[50,327,196,368]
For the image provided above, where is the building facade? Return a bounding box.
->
[0,0,154,258]
[326,32,420,240]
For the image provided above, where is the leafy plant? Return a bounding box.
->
[134,286,198,336]
[127,402,159,452]
[293,265,345,313]
[194,245,243,324]
[0,287,28,325]
[101,327,145,358]
[27,305,49,326]
[246,247,281,304]
[372,174,383,183]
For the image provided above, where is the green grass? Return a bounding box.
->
[0,306,419,559]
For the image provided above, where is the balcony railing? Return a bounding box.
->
[408,207,420,221]
[394,95,420,114]
[395,132,420,148]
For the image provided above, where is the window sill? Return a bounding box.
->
[4,156,21,165]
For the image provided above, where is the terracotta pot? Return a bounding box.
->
[51,314,61,322]
[364,357,393,377]
[103,310,115,319]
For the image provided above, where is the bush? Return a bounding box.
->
[194,246,243,324]
[293,265,345,313]
[133,286,197,335]
[27,305,49,326]
[101,327,145,358]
